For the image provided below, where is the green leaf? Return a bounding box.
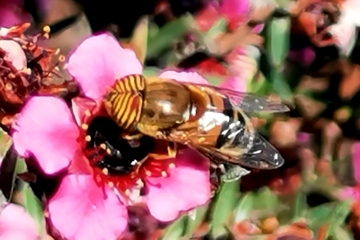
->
[292,191,307,220]
[247,74,270,95]
[331,226,353,240]
[267,18,290,66]
[0,128,12,158]
[202,73,225,86]
[327,200,352,237]
[211,181,239,239]
[234,192,255,223]
[204,18,227,39]
[183,204,209,238]
[130,16,148,64]
[23,185,45,236]
[143,67,160,77]
[270,69,293,102]
[15,157,27,174]
[161,215,186,240]
[147,15,193,58]
[253,187,279,212]
[306,200,351,236]
[148,21,159,39]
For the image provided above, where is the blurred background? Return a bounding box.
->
[2,0,360,239]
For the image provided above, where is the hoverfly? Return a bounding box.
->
[104,74,290,182]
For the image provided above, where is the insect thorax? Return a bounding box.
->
[140,80,192,129]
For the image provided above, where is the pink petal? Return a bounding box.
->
[220,76,246,92]
[158,70,209,84]
[0,204,38,240]
[0,28,9,36]
[12,97,79,174]
[339,187,360,201]
[352,142,360,183]
[71,97,97,126]
[0,5,28,28]
[146,149,211,222]
[220,0,249,20]
[67,32,143,101]
[0,40,26,70]
[48,174,128,240]
[297,132,310,144]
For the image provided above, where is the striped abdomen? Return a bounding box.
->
[215,97,254,156]
[105,74,145,130]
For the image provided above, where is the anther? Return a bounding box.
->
[161,171,167,177]
[84,110,91,117]
[54,66,60,71]
[81,123,88,130]
[85,135,91,142]
[8,73,15,78]
[100,144,106,150]
[125,189,131,196]
[106,148,112,154]
[108,182,114,188]
[5,83,12,90]
[43,25,51,33]
[55,48,60,55]
[136,179,144,187]
[169,163,176,168]
[22,68,31,75]
[145,171,152,176]
[102,168,109,175]
[58,55,66,62]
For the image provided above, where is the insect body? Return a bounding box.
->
[104,74,289,177]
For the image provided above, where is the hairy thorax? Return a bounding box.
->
[140,80,192,129]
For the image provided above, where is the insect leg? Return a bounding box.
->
[219,163,250,182]
[167,142,177,158]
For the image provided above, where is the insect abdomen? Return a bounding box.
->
[106,74,145,130]
[215,98,253,155]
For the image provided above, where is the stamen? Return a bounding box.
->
[102,168,109,175]
[81,123,88,130]
[161,171,167,177]
[100,144,106,150]
[43,25,51,33]
[85,135,91,142]
[58,55,66,62]
[108,182,114,188]
[84,109,91,117]
[169,163,176,168]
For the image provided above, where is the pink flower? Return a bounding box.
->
[12,32,211,240]
[328,0,360,56]
[0,26,26,70]
[220,0,249,25]
[339,143,360,200]
[352,142,360,184]
[0,203,38,240]
[0,1,30,28]
[220,0,264,32]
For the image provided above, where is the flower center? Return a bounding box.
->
[78,102,178,196]
[84,116,155,175]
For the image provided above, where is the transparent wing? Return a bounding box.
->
[191,132,285,170]
[239,132,285,169]
[182,82,290,113]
